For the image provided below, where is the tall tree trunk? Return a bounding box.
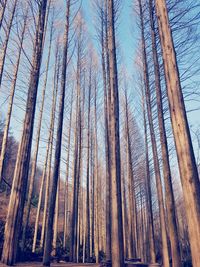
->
[32,70,58,252]
[124,92,137,259]
[138,1,169,266]
[0,0,18,88]
[52,181,59,257]
[148,1,182,266]
[141,88,156,263]
[0,0,7,29]
[0,7,28,183]
[155,1,200,266]
[43,1,71,265]
[21,19,53,252]
[63,89,73,249]
[85,66,91,263]
[100,2,111,260]
[107,1,124,266]
[1,1,48,264]
[94,78,99,263]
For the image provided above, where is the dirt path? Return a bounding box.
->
[0,263,100,267]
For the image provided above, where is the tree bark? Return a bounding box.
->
[43,1,70,265]
[155,1,200,266]
[1,1,48,264]
[141,88,156,263]
[107,1,124,266]
[0,0,18,88]
[0,0,8,29]
[148,1,182,266]
[138,0,169,266]
[21,19,53,252]
[0,7,28,183]
[63,89,73,249]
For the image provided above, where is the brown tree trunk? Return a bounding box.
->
[52,181,59,257]
[40,48,60,249]
[138,0,170,266]
[85,66,91,262]
[1,1,48,264]
[0,7,28,183]
[148,1,182,266]
[21,20,53,252]
[100,1,111,260]
[0,0,18,87]
[32,65,58,252]
[141,88,156,263]
[155,1,200,266]
[0,0,7,29]
[63,89,73,249]
[107,1,124,266]
[124,91,137,259]
[43,1,71,265]
[94,77,99,263]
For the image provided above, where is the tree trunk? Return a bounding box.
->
[0,7,28,183]
[43,1,70,265]
[32,43,59,254]
[138,0,169,266]
[40,48,60,249]
[94,78,99,263]
[155,1,200,266]
[100,2,111,260]
[63,89,73,249]
[0,0,7,29]
[124,91,137,259]
[107,1,124,266]
[1,1,48,264]
[52,182,59,257]
[141,88,156,263]
[0,0,18,88]
[84,65,92,263]
[148,1,182,266]
[21,19,53,252]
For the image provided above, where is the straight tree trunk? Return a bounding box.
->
[100,2,111,260]
[52,182,59,257]
[148,1,182,266]
[0,0,8,29]
[43,1,71,265]
[138,1,169,266]
[0,7,28,183]
[124,92,137,259]
[85,66,92,262]
[1,1,48,264]
[141,88,156,263]
[107,1,124,266]
[21,20,53,252]
[32,43,59,254]
[63,89,73,249]
[0,0,18,88]
[40,49,60,249]
[70,36,82,262]
[155,1,200,266]
[94,78,99,263]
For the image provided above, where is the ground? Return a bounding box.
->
[0,263,100,267]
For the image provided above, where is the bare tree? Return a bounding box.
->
[1,1,48,264]
[0,6,28,183]
[0,0,18,88]
[43,1,71,265]
[138,0,169,266]
[155,1,200,266]
[107,0,124,266]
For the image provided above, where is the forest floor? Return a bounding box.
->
[0,263,100,267]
